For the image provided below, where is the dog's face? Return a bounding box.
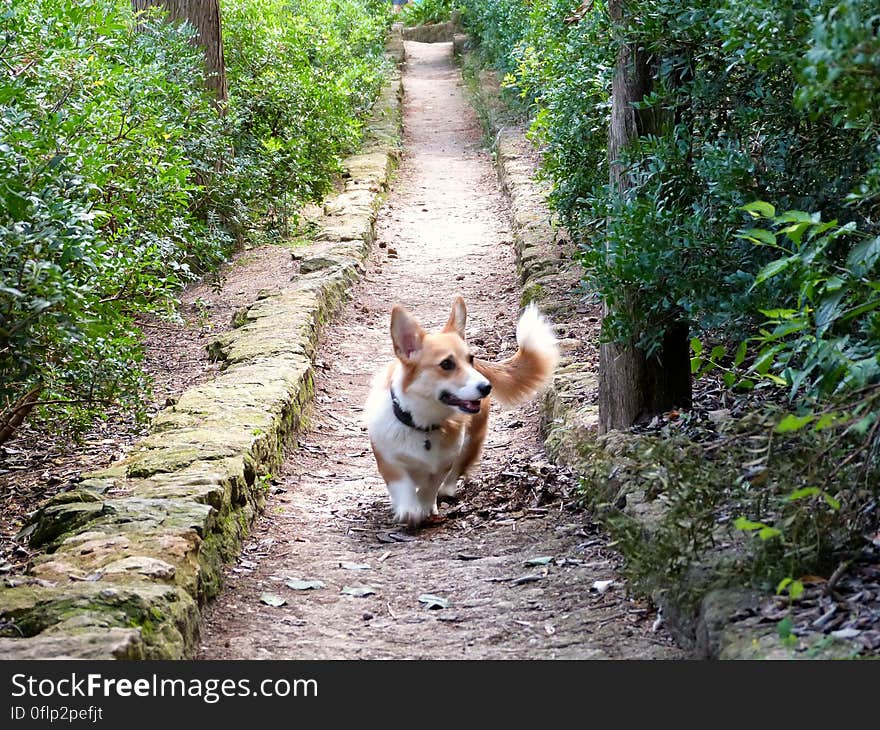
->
[390,297,491,414]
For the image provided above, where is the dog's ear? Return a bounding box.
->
[391,305,425,361]
[442,296,467,339]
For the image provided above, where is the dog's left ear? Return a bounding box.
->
[442,296,467,339]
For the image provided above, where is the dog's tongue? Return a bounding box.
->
[442,393,482,414]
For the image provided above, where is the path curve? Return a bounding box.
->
[196,42,680,659]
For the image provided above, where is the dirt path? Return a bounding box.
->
[196,42,680,659]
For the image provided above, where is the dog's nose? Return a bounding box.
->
[478,382,492,397]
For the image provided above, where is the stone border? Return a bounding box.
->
[457,46,844,660]
[401,13,462,43]
[0,36,405,660]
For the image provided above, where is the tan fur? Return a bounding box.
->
[473,348,557,407]
[366,296,558,526]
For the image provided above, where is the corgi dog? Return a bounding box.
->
[365,296,559,525]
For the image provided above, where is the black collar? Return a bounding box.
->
[390,388,440,450]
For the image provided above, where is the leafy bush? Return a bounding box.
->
[462,0,880,357]
[221,0,390,234]
[738,205,880,400]
[463,0,880,589]
[1,0,226,436]
[399,0,454,26]
[0,0,390,440]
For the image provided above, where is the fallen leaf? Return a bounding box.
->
[457,553,482,561]
[340,562,371,571]
[418,594,449,610]
[524,556,553,566]
[260,592,287,607]
[342,584,376,597]
[512,574,542,585]
[389,532,416,542]
[285,579,325,591]
[544,623,556,636]
[591,579,615,594]
[831,627,861,639]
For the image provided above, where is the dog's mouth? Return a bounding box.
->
[439,391,482,414]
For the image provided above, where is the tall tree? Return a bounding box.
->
[132,0,227,103]
[599,0,691,432]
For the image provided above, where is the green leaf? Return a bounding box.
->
[0,285,24,299]
[754,256,793,285]
[690,337,703,356]
[777,616,793,639]
[3,188,29,220]
[738,228,777,246]
[710,345,726,361]
[778,222,811,245]
[822,493,841,511]
[733,517,764,531]
[759,526,782,540]
[776,210,817,224]
[690,356,703,374]
[813,412,842,431]
[776,577,793,595]
[753,345,781,374]
[758,308,797,319]
[733,340,748,367]
[785,487,820,501]
[742,201,776,218]
[775,414,814,433]
[846,236,880,277]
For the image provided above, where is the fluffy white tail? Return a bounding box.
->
[474,303,559,407]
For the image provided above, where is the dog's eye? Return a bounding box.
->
[439,357,455,371]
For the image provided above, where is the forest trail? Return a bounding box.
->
[196,42,680,659]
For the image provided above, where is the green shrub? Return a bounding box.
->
[221,0,389,235]
[0,0,390,439]
[0,0,226,435]
[399,0,454,26]
[463,0,879,357]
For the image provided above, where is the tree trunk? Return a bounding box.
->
[0,385,43,447]
[132,0,227,104]
[599,0,691,432]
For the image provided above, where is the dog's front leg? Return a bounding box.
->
[387,475,440,525]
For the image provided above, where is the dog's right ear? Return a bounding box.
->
[391,305,425,362]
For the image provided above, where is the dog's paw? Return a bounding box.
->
[438,480,459,499]
[393,502,433,526]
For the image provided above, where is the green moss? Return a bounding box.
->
[520,282,546,306]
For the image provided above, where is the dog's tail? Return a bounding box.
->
[474,303,559,407]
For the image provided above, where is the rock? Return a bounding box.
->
[98,556,177,582]
[402,21,456,43]
[694,588,761,659]
[0,628,144,660]
[453,33,469,58]
[300,256,343,275]
[27,502,108,548]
